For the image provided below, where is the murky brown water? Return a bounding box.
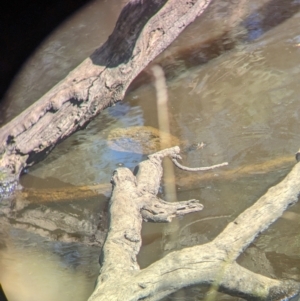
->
[1,0,300,300]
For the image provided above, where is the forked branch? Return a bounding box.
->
[88,146,300,301]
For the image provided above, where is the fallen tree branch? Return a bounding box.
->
[214,159,300,260]
[0,154,291,204]
[0,0,213,185]
[88,147,300,301]
[98,147,204,275]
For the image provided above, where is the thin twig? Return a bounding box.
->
[171,154,228,172]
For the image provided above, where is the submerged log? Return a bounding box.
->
[0,0,212,184]
[88,146,300,301]
[6,154,293,205]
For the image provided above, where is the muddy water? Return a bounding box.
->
[1,0,300,300]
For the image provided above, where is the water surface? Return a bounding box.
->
[1,0,300,300]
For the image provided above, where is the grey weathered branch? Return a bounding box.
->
[88,147,300,301]
[214,160,300,261]
[141,198,202,222]
[97,147,204,275]
[0,0,213,186]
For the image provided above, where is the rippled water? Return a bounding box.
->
[1,0,300,300]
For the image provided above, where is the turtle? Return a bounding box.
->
[107,126,181,154]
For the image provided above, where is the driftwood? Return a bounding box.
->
[87,146,300,301]
[0,154,292,204]
[0,0,213,188]
[1,147,300,300]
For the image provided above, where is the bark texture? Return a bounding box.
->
[88,147,300,301]
[0,0,212,184]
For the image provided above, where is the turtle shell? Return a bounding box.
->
[107,126,180,154]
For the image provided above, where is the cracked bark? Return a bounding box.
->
[0,0,212,185]
[88,147,300,301]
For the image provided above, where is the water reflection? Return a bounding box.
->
[1,0,300,300]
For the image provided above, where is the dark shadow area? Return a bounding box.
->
[0,0,92,100]
[2,0,299,102]
[90,0,167,67]
[242,0,300,41]
[0,285,8,301]
[180,0,300,69]
[1,0,300,102]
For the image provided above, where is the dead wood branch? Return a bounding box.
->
[88,147,300,301]
[3,154,292,205]
[0,0,213,185]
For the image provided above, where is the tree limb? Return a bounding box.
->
[215,162,300,260]
[88,147,300,301]
[0,0,213,184]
